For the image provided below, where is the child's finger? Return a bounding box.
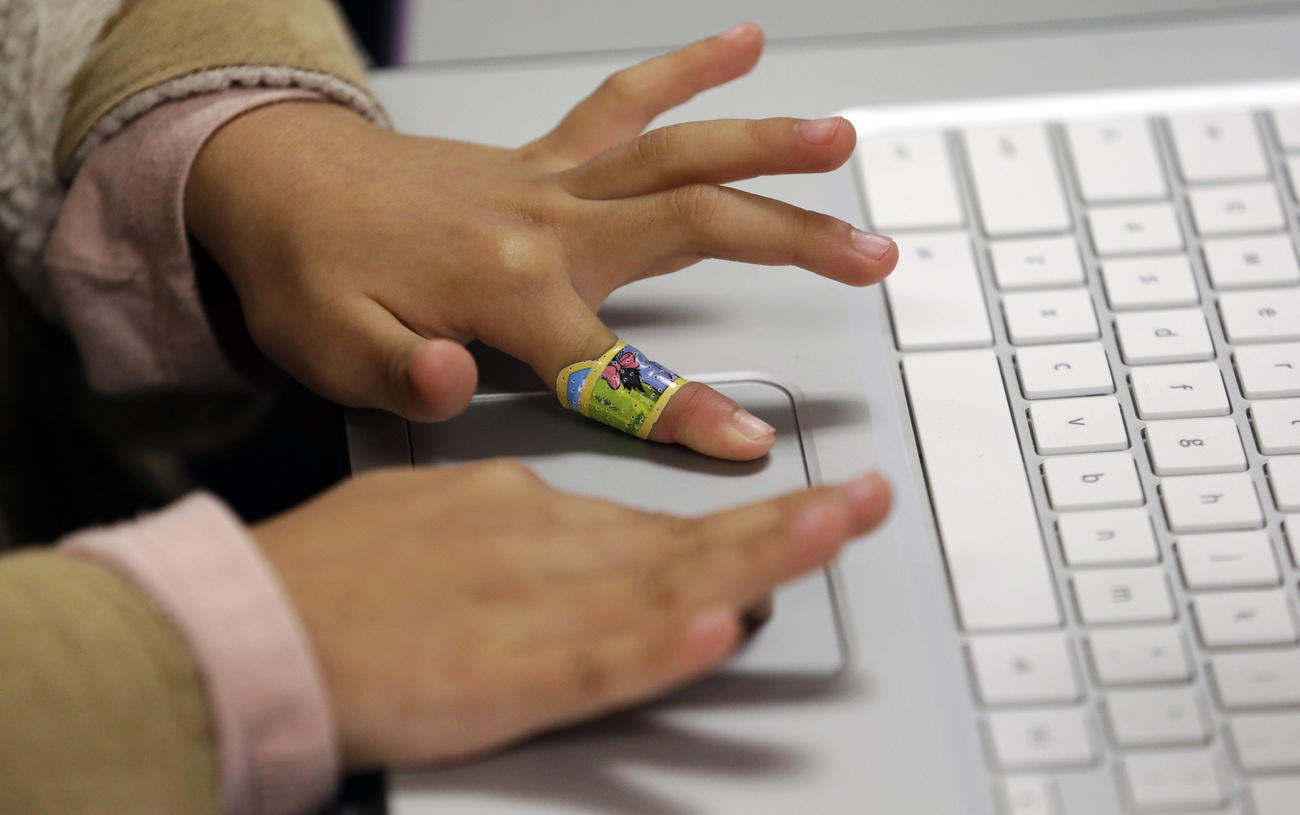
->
[492,289,775,460]
[560,117,855,201]
[644,382,775,461]
[342,300,479,423]
[608,185,897,287]
[527,23,764,163]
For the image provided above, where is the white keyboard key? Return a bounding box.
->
[1251,398,1300,454]
[1074,568,1174,625]
[1087,203,1183,256]
[1202,234,1300,290]
[1288,515,1300,566]
[989,236,1084,291]
[1065,117,1167,203]
[1115,309,1214,365]
[1235,342,1300,398]
[1057,509,1158,566]
[1003,290,1099,345]
[1219,288,1300,344]
[1177,530,1279,589]
[1194,591,1298,647]
[1123,751,1226,811]
[1273,108,1300,150]
[1145,417,1246,475]
[967,632,1081,705]
[1088,626,1191,685]
[1252,777,1300,815]
[963,125,1071,237]
[986,708,1096,771]
[1212,651,1300,708]
[1288,155,1300,201]
[885,233,992,351]
[1016,342,1114,399]
[1187,182,1286,236]
[1028,396,1127,454]
[1161,472,1264,532]
[1130,362,1229,419]
[1100,255,1199,311]
[1000,777,1060,815]
[1229,712,1300,772]
[902,351,1060,630]
[1043,452,1144,510]
[857,131,965,231]
[1104,687,1210,747]
[1268,456,1300,511]
[1169,112,1269,182]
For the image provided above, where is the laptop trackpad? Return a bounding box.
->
[407,379,846,677]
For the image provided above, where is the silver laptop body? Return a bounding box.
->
[348,4,1300,812]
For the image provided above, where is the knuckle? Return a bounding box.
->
[596,70,639,108]
[487,228,560,296]
[669,184,723,230]
[633,126,675,168]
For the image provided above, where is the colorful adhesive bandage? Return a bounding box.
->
[554,341,687,438]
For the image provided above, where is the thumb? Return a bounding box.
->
[345,301,479,422]
[493,289,775,461]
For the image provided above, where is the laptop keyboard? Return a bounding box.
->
[854,90,1300,814]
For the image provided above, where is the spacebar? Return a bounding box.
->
[902,350,1061,631]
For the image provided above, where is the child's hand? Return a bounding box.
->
[253,461,891,768]
[186,24,897,460]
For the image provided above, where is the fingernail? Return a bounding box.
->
[719,22,754,40]
[731,409,775,442]
[842,472,888,506]
[851,228,895,260]
[797,116,842,145]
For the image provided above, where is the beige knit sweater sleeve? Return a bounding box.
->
[57,0,388,176]
[0,552,219,815]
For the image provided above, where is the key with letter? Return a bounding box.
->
[1161,472,1264,532]
[1073,568,1174,625]
[1028,396,1127,454]
[1202,234,1300,290]
[1016,342,1114,399]
[990,235,1084,290]
[1176,530,1279,589]
[1115,309,1214,365]
[1043,452,1144,510]
[1003,289,1099,345]
[1130,362,1229,419]
[1144,416,1246,475]
[1234,342,1300,398]
[1168,112,1269,182]
[1250,398,1300,454]
[1087,203,1183,255]
[1057,509,1158,566]
[1065,117,1167,203]
[1219,289,1300,344]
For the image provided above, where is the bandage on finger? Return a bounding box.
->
[555,341,686,438]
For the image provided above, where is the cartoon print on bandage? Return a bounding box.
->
[555,341,687,438]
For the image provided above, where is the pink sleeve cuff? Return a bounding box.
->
[44,88,322,394]
[59,493,338,815]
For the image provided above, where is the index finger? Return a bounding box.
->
[526,23,764,163]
